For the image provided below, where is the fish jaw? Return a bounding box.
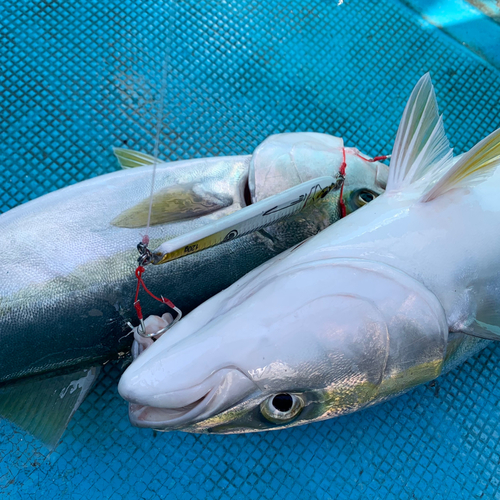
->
[118,289,260,429]
[123,368,258,429]
[118,258,447,432]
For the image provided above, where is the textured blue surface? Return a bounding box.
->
[1,0,500,498]
[401,0,500,69]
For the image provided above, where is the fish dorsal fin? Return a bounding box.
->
[113,147,157,169]
[0,367,100,448]
[111,183,233,228]
[387,73,453,192]
[421,128,500,202]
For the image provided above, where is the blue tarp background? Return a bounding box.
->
[1,0,500,498]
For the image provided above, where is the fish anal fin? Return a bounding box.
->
[421,128,500,202]
[113,148,158,169]
[0,367,100,448]
[111,184,233,228]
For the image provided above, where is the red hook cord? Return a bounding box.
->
[134,265,176,321]
[338,149,391,219]
[338,148,347,218]
[354,152,391,163]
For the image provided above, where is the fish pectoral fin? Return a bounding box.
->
[113,148,158,169]
[455,323,500,341]
[464,300,500,340]
[0,366,100,449]
[111,183,234,228]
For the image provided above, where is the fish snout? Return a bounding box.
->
[119,365,257,429]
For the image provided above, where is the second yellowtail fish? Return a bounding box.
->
[0,131,387,445]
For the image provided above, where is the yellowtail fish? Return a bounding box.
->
[0,132,387,445]
[118,75,497,434]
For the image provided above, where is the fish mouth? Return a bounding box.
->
[129,392,214,428]
[125,368,258,429]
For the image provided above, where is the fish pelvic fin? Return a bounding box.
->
[421,127,500,202]
[113,147,158,169]
[0,367,100,449]
[387,73,453,192]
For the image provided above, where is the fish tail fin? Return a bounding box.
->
[0,367,100,448]
[421,127,500,202]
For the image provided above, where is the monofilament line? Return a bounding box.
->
[144,54,169,244]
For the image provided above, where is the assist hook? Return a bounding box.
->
[129,241,182,339]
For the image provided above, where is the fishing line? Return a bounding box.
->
[131,2,181,339]
[143,56,169,245]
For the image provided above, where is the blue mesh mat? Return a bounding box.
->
[2,0,500,498]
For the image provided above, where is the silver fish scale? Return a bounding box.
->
[0,154,342,382]
[2,0,500,497]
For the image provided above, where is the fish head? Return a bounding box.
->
[250,133,388,212]
[119,258,447,433]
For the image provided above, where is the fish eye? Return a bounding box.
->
[355,189,378,207]
[260,393,304,423]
